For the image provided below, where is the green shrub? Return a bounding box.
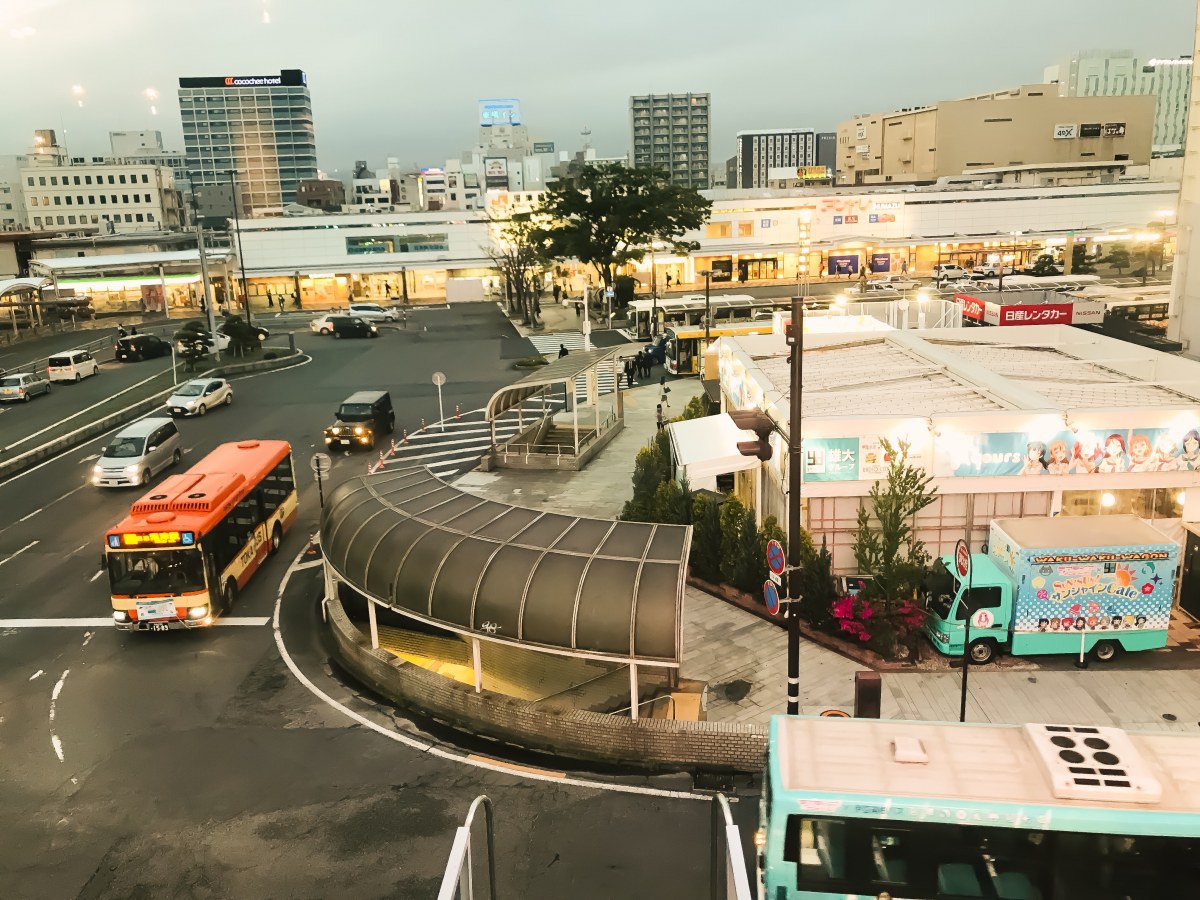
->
[621,445,665,521]
[718,497,748,585]
[690,494,723,582]
[516,354,549,367]
[681,393,714,421]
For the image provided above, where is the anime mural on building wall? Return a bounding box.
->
[949,428,1200,477]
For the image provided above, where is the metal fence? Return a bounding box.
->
[437,795,497,900]
[710,794,753,900]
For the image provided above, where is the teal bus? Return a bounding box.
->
[757,716,1200,899]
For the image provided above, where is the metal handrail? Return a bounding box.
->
[437,794,497,900]
[711,794,753,900]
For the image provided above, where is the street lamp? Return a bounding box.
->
[226,170,253,327]
[698,268,712,346]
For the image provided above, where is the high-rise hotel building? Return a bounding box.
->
[630,93,710,189]
[178,69,317,216]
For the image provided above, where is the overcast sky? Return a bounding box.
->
[2,0,1196,176]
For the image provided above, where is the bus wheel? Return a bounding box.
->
[269,523,282,555]
[968,639,996,665]
[1090,640,1119,663]
[222,579,237,614]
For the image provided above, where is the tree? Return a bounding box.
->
[173,321,209,372]
[1071,243,1096,275]
[718,497,749,586]
[486,210,552,327]
[851,438,938,659]
[220,314,258,356]
[621,445,664,522]
[537,162,711,297]
[1104,245,1131,274]
[680,393,715,421]
[690,494,723,583]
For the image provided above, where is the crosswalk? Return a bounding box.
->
[526,332,625,399]
[377,399,566,481]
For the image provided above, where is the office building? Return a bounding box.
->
[838,85,1154,186]
[296,178,346,212]
[732,129,816,189]
[177,69,317,217]
[630,93,710,189]
[21,160,182,233]
[1045,50,1192,153]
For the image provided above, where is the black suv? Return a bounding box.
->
[324,390,394,450]
[115,334,171,361]
[330,316,379,339]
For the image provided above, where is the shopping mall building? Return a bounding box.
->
[22,179,1179,313]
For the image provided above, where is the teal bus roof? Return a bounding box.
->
[767,716,1200,837]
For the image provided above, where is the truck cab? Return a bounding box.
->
[922,554,1013,664]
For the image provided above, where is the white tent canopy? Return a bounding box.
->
[668,413,761,491]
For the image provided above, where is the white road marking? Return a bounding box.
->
[272,547,705,801]
[89,570,104,583]
[29,669,44,681]
[71,543,88,556]
[79,454,100,463]
[0,540,38,567]
[18,508,42,522]
[81,631,93,647]
[49,668,69,761]
[0,616,271,628]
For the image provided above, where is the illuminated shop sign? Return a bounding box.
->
[108,531,195,548]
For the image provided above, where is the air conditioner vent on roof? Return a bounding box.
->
[1024,723,1162,803]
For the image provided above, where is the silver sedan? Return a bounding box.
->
[165,378,233,417]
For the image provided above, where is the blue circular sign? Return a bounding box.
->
[766,539,786,576]
[764,580,781,616]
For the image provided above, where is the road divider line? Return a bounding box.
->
[18,508,41,522]
[29,669,43,681]
[0,540,38,567]
[89,571,104,583]
[49,668,69,762]
[0,616,270,627]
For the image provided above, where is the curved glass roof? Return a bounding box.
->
[322,466,690,665]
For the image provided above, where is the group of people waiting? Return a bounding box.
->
[622,350,656,388]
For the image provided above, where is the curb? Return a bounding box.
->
[0,349,304,483]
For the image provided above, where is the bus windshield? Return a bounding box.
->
[108,549,206,595]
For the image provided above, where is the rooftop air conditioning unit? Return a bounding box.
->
[1024,724,1162,804]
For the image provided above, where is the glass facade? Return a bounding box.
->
[178,72,317,215]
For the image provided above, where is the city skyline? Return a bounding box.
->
[1,0,1196,177]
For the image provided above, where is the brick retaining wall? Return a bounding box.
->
[324,595,767,773]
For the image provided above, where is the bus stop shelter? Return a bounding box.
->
[321,466,691,718]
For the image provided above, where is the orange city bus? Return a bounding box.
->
[104,439,298,631]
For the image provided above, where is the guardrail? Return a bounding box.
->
[496,411,618,464]
[437,795,497,900]
[710,794,753,900]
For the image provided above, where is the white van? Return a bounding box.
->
[47,349,100,383]
[92,417,182,488]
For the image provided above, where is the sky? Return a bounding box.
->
[2,0,1196,177]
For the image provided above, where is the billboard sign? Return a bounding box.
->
[1053,123,1078,139]
[827,254,859,275]
[798,165,831,180]
[483,157,509,189]
[478,98,522,126]
[1102,122,1127,137]
[533,141,555,154]
[957,294,987,321]
[1080,123,1102,138]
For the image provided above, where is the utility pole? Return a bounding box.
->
[227,170,253,327]
[192,187,220,362]
[786,296,804,715]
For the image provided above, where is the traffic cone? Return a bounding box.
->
[455,404,460,419]
[421,417,426,431]
[390,438,396,454]
[402,429,408,444]
[379,450,385,467]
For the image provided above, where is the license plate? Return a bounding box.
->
[148,622,171,632]
[136,600,176,621]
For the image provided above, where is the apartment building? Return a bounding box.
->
[630,93,710,189]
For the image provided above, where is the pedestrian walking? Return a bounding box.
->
[656,404,665,432]
[659,375,670,408]
[553,283,561,304]
[624,357,635,389]
[665,272,672,288]
[635,350,646,379]
[900,258,908,274]
[558,343,569,359]
[292,291,301,310]
[384,281,391,298]
[267,288,274,307]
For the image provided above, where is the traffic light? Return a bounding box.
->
[728,409,774,461]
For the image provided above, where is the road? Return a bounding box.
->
[0,303,748,899]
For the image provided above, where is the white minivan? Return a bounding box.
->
[92,417,182,488]
[47,349,100,383]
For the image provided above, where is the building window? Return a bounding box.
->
[136,213,144,222]
[124,214,132,222]
[706,222,732,239]
[144,194,151,202]
[33,216,42,225]
[99,195,106,204]
[42,196,49,205]
[738,221,754,237]
[111,195,117,203]
[73,176,80,185]
[122,195,129,203]
[26,177,33,186]
[119,174,126,184]
[141,174,149,183]
[38,176,46,186]
[57,216,65,224]
[68,215,76,224]
[53,196,61,205]
[65,196,72,205]
[107,175,114,184]
[30,197,38,206]
[147,213,154,221]
[50,176,58,186]
[85,175,92,185]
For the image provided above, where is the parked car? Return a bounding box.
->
[165,378,233,417]
[872,274,921,290]
[92,417,182,487]
[972,263,1018,278]
[116,334,171,361]
[0,372,51,402]
[846,282,900,295]
[47,349,100,383]
[309,314,338,335]
[932,264,969,282]
[330,316,379,339]
[323,390,394,450]
[174,329,231,353]
[348,302,398,322]
[643,335,667,365]
[217,320,269,342]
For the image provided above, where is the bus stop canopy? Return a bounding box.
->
[668,413,763,485]
[485,347,621,421]
[322,466,690,665]
[0,277,50,299]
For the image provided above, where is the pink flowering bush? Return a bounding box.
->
[832,595,875,642]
